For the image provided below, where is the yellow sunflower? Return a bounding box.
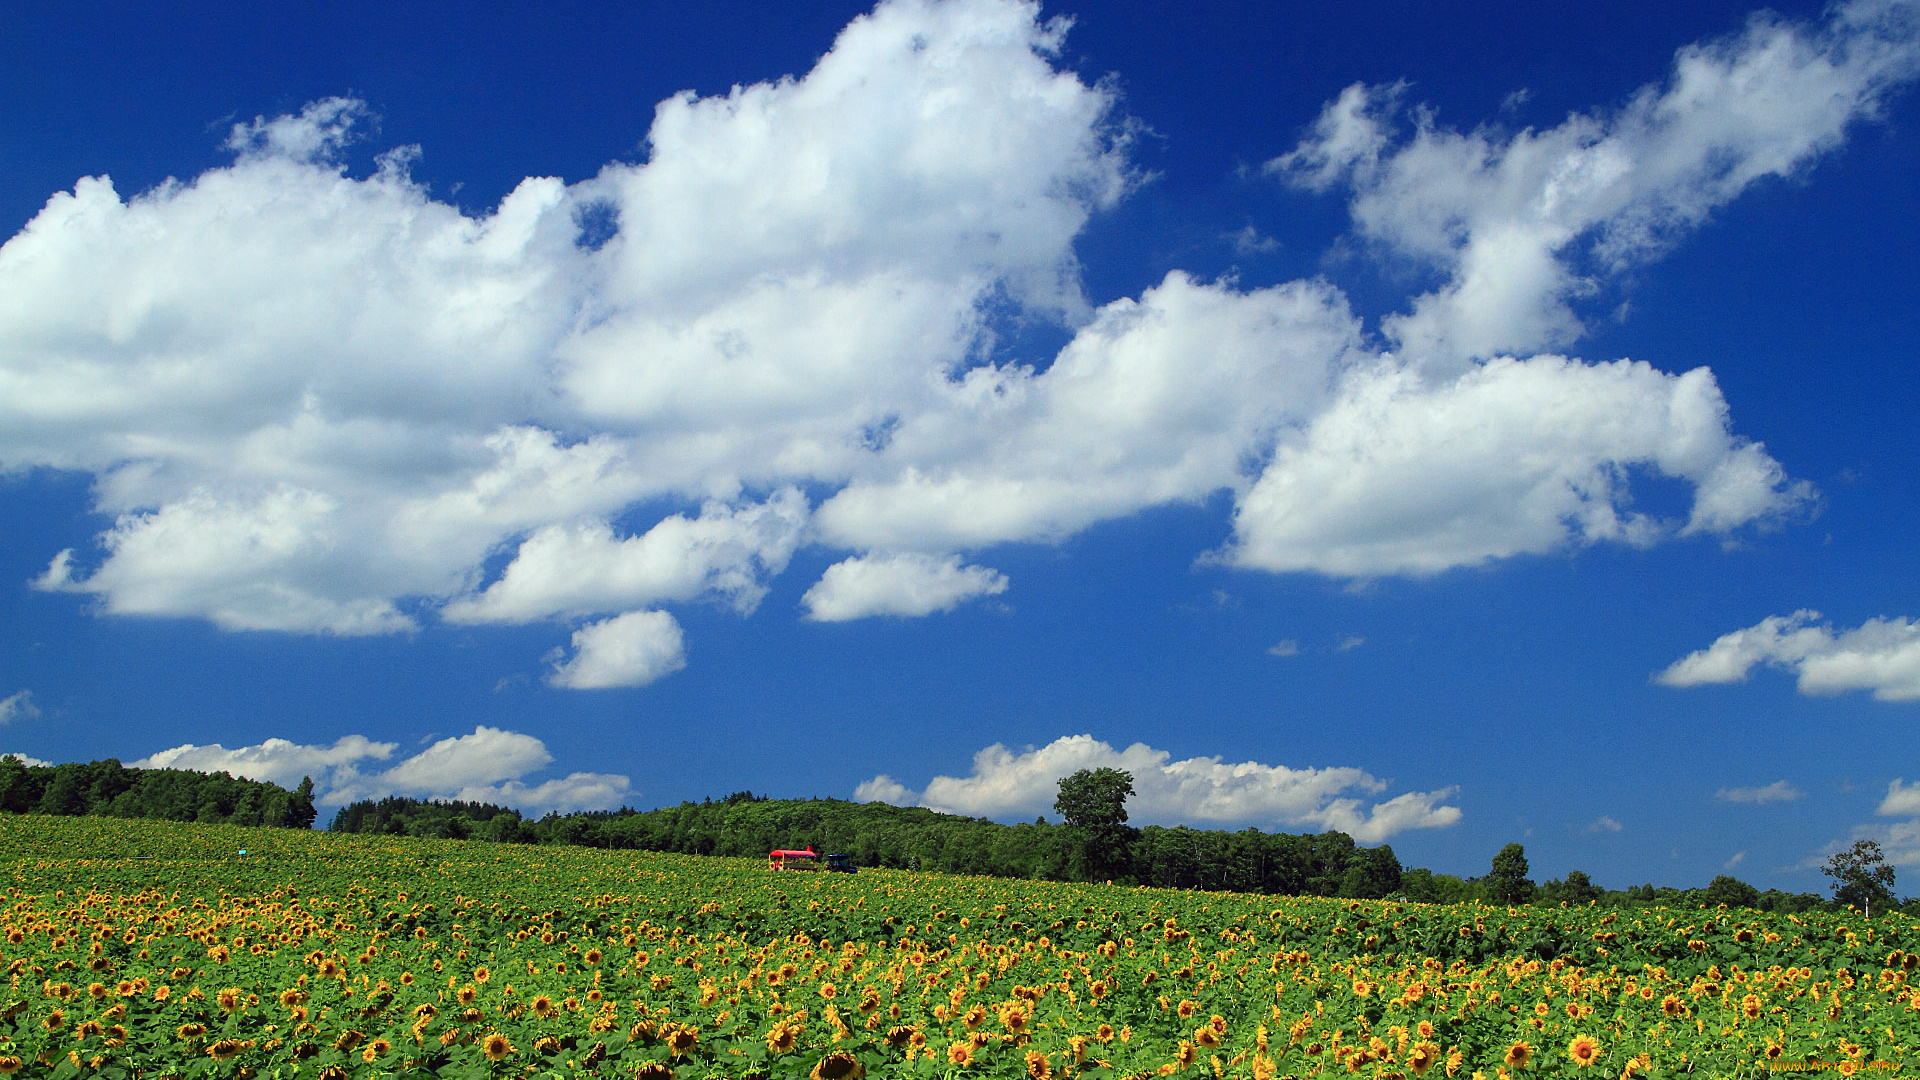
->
[810,1052,866,1080]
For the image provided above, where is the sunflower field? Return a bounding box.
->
[1,815,1916,1079]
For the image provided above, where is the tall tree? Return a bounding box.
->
[1054,768,1136,883]
[1824,839,1897,917]
[1487,842,1535,904]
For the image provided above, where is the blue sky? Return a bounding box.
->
[3,0,1919,894]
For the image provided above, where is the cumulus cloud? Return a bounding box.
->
[858,733,1461,843]
[134,726,631,813]
[133,734,395,789]
[545,610,688,689]
[442,489,806,624]
[1658,610,1920,700]
[802,552,1008,620]
[1219,357,1811,576]
[1,752,52,767]
[1717,779,1804,804]
[1271,0,1920,368]
[0,691,40,725]
[1587,816,1624,833]
[5,0,1910,670]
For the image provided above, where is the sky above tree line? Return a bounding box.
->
[3,0,1918,893]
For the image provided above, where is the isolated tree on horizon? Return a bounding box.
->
[1487,842,1535,905]
[1054,768,1137,884]
[1824,839,1897,918]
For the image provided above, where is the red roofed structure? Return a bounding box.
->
[768,847,818,870]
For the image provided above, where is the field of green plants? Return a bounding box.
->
[1,814,1915,1078]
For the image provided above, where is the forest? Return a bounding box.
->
[0,754,317,828]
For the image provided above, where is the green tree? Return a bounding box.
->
[1054,768,1136,883]
[1824,839,1897,917]
[1542,869,1603,906]
[1487,842,1535,904]
[1701,874,1761,910]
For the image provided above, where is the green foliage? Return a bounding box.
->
[1701,874,1762,910]
[1487,842,1534,904]
[326,790,1413,899]
[1054,768,1137,883]
[1826,838,1899,915]
[3,813,1918,1078]
[0,754,315,829]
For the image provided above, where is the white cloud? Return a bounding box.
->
[853,774,913,805]
[1266,639,1300,657]
[1725,851,1747,870]
[860,733,1461,843]
[1587,815,1625,833]
[1,752,51,768]
[1219,357,1811,577]
[0,691,40,725]
[1658,610,1920,701]
[3,0,1908,672]
[812,272,1363,552]
[132,735,395,789]
[545,610,688,689]
[1878,779,1920,817]
[359,726,550,795]
[802,552,1008,621]
[1716,779,1804,804]
[134,726,632,813]
[1272,0,1920,368]
[442,489,806,624]
[451,772,635,815]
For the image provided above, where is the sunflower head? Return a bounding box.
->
[482,1032,514,1061]
[1504,1041,1532,1069]
[947,1041,974,1066]
[1025,1049,1053,1080]
[767,1023,799,1054]
[1566,1035,1600,1067]
[810,1052,867,1080]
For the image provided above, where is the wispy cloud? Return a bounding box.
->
[1716,780,1804,804]
[0,691,39,725]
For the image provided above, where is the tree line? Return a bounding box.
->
[4,752,1893,914]
[326,784,1407,898]
[0,755,317,828]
